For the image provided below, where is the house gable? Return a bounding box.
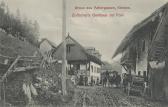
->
[112,3,168,58]
[39,39,57,56]
[40,40,53,54]
[53,36,88,61]
[53,35,102,65]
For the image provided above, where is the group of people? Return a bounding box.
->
[102,71,121,88]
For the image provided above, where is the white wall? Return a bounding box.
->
[136,36,149,76]
[136,54,148,76]
[88,61,101,83]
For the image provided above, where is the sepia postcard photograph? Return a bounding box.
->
[0,0,168,107]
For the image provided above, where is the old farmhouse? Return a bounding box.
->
[113,3,168,101]
[53,35,102,86]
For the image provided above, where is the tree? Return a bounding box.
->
[0,1,40,46]
[0,1,5,29]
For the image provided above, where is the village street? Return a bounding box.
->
[2,1,168,107]
[63,86,168,107]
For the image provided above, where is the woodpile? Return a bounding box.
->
[33,63,75,105]
[0,51,75,106]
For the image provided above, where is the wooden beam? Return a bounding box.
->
[13,66,39,72]
[1,56,21,82]
[62,0,67,95]
[0,56,20,101]
[148,8,167,54]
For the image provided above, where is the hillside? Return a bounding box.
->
[111,61,122,74]
[102,61,122,74]
[0,30,38,57]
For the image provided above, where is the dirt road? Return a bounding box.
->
[69,86,168,107]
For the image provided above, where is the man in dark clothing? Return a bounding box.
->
[116,74,121,87]
[105,71,109,87]
[103,77,107,87]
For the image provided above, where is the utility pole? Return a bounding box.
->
[62,0,67,95]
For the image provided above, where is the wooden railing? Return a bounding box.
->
[0,55,42,82]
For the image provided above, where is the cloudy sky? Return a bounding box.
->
[4,0,168,62]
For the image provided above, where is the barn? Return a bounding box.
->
[113,2,168,101]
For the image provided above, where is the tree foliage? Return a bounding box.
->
[0,1,40,46]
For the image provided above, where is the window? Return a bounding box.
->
[143,71,147,81]
[80,64,86,70]
[4,59,9,65]
[97,68,100,73]
[76,64,80,70]
[143,71,147,77]
[94,67,96,73]
[150,32,153,41]
[87,63,90,70]
[67,64,71,71]
[138,71,141,76]
[137,41,140,60]
[91,65,93,72]
[66,45,71,53]
[142,40,145,52]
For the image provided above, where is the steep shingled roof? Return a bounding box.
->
[112,3,168,58]
[53,35,102,65]
[39,38,57,48]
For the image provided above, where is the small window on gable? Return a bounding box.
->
[66,45,71,53]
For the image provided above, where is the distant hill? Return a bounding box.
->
[101,61,113,70]
[0,30,38,57]
[101,61,122,74]
[111,61,122,74]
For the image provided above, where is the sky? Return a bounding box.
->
[3,0,168,62]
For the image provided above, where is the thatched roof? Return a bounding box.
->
[112,3,168,58]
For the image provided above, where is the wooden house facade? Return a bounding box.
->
[39,38,57,56]
[39,38,57,63]
[113,3,168,100]
[53,35,102,85]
